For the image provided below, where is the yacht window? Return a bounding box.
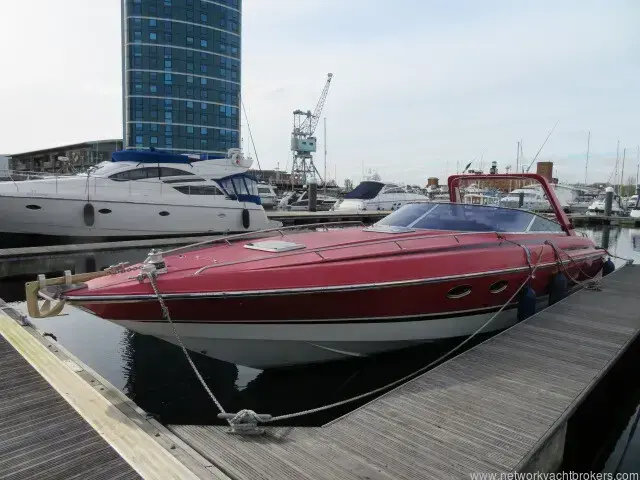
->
[258,187,272,194]
[159,167,195,177]
[528,216,563,232]
[173,185,225,195]
[232,177,249,195]
[110,167,198,181]
[384,187,406,194]
[109,168,157,181]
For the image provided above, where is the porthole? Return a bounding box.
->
[159,211,170,216]
[447,285,472,299]
[98,208,112,214]
[489,280,509,294]
[26,204,41,210]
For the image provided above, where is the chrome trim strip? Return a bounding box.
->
[126,68,240,86]
[67,252,604,302]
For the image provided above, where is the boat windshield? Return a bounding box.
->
[217,173,261,205]
[344,181,385,200]
[373,202,563,233]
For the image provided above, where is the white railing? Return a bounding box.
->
[1,173,239,201]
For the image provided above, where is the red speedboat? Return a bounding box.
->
[28,174,606,368]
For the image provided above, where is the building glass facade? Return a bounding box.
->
[121,0,241,155]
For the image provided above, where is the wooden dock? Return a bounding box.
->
[2,264,638,479]
[0,302,229,480]
[569,214,640,228]
[167,265,640,479]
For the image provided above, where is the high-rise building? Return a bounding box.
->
[121,0,241,155]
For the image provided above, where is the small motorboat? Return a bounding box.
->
[256,183,278,210]
[499,187,552,212]
[586,188,626,216]
[335,181,429,211]
[28,174,607,369]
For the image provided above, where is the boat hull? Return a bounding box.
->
[114,306,524,368]
[77,255,601,368]
[0,195,277,237]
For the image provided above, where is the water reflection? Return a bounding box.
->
[119,326,485,425]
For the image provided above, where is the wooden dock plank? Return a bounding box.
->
[0,335,140,480]
[0,312,225,480]
[170,265,640,480]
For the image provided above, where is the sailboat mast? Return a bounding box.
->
[636,145,639,187]
[584,130,590,185]
[516,141,520,175]
[614,140,620,194]
[621,148,626,196]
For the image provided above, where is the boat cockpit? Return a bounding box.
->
[367,202,563,234]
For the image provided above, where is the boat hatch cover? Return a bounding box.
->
[244,240,306,253]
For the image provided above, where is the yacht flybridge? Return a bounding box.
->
[28,174,608,369]
[0,149,279,238]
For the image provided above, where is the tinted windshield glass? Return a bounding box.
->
[375,202,560,232]
[344,181,385,199]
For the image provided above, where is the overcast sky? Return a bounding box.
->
[0,0,638,185]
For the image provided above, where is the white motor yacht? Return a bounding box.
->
[498,188,552,212]
[257,183,278,210]
[334,181,429,211]
[0,148,280,238]
[586,189,626,216]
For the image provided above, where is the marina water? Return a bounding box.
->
[1,226,638,474]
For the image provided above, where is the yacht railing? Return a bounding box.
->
[0,171,231,198]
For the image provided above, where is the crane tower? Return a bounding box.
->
[290,73,333,186]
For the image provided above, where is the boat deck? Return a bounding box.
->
[168,264,640,479]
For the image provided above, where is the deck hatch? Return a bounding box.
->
[244,240,306,253]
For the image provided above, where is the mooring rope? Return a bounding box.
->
[144,271,230,423]
[143,243,545,428]
[144,237,624,430]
